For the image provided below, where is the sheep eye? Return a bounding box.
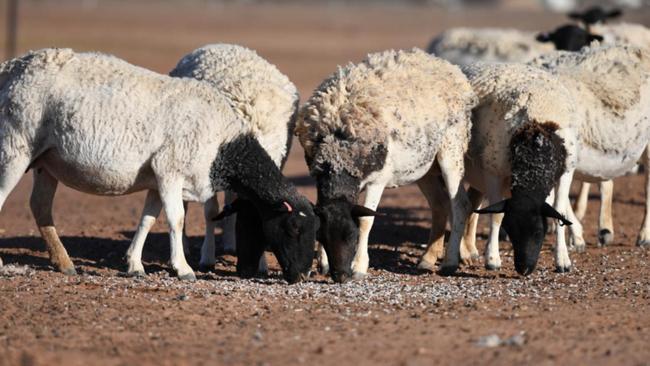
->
[299,211,307,217]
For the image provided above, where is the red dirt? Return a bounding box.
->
[1,2,650,365]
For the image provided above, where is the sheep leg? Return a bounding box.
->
[221,191,237,254]
[182,201,190,256]
[484,175,505,271]
[125,190,162,276]
[198,195,219,272]
[574,182,590,221]
[30,168,76,275]
[0,154,32,267]
[351,183,385,279]
[461,187,484,265]
[158,180,195,281]
[438,154,470,276]
[597,180,614,246]
[637,145,650,247]
[416,173,449,272]
[317,242,329,275]
[555,170,576,272]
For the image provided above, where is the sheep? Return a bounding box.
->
[2,48,318,283]
[467,45,650,274]
[296,48,477,282]
[427,27,555,66]
[122,44,299,276]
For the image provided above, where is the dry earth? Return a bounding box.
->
[0,1,650,365]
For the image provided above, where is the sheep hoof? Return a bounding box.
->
[471,253,481,261]
[127,270,146,278]
[351,271,367,280]
[178,272,197,281]
[318,264,329,275]
[437,263,458,276]
[485,263,501,271]
[638,238,650,248]
[61,267,78,276]
[555,265,571,273]
[417,259,437,272]
[598,229,613,246]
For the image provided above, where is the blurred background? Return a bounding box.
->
[2,0,650,97]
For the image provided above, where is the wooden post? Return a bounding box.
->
[6,0,18,59]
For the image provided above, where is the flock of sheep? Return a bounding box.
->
[0,6,648,284]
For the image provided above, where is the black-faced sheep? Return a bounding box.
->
[4,48,316,283]
[296,48,477,282]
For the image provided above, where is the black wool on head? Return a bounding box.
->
[510,122,567,202]
[210,134,299,210]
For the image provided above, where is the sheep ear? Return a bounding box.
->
[540,203,572,226]
[536,32,551,43]
[277,201,293,213]
[589,34,604,43]
[212,200,241,221]
[607,9,623,19]
[351,205,379,217]
[475,200,507,214]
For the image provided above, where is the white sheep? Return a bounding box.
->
[296,48,477,282]
[463,45,650,274]
[427,27,555,67]
[4,48,317,283]
[123,44,299,275]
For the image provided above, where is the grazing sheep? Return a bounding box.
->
[3,48,317,283]
[296,48,477,282]
[467,45,650,274]
[427,27,555,66]
[537,21,650,246]
[123,44,299,275]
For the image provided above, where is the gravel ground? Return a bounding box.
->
[1,2,650,365]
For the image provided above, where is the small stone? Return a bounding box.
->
[476,334,501,348]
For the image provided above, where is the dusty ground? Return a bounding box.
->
[1,1,650,365]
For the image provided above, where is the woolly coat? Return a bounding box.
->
[592,22,650,50]
[462,61,578,189]
[530,45,650,181]
[427,27,555,66]
[170,44,299,168]
[296,48,476,198]
[0,48,248,202]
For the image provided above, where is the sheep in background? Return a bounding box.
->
[296,48,477,282]
[427,27,555,66]
[124,44,299,275]
[6,48,317,283]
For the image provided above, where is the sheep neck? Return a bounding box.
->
[210,134,300,213]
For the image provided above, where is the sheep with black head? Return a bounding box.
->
[297,48,477,282]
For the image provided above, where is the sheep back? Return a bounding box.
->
[170,44,299,167]
[297,48,476,179]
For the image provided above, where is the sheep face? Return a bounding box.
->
[536,25,603,51]
[477,195,571,276]
[216,198,319,284]
[314,199,377,283]
[263,199,320,284]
